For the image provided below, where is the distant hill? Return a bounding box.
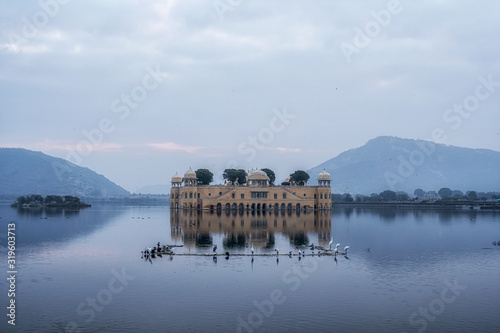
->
[308,136,500,195]
[0,148,129,197]
[135,184,170,195]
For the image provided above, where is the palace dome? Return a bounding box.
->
[247,169,270,181]
[171,173,182,183]
[318,170,331,181]
[184,168,197,179]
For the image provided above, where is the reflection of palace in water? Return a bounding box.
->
[170,210,332,250]
[170,169,332,212]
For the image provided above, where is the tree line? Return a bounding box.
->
[333,188,500,203]
[192,168,310,186]
[11,195,90,207]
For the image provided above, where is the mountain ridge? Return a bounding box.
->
[308,136,500,195]
[0,148,130,197]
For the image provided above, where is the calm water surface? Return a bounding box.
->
[0,204,499,332]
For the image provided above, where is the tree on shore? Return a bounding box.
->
[343,193,354,202]
[438,187,452,199]
[396,192,410,201]
[379,190,397,201]
[12,194,89,207]
[64,196,81,203]
[45,195,64,204]
[414,189,425,198]
[467,191,477,200]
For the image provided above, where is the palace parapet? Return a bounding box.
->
[170,168,332,212]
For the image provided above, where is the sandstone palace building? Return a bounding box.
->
[170,169,332,212]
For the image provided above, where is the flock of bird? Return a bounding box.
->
[144,238,352,260]
[254,237,351,257]
[142,242,175,257]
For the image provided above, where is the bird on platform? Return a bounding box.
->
[334,244,340,256]
[275,247,279,255]
[298,249,302,256]
[213,244,217,254]
[344,246,350,255]
[251,244,255,255]
[328,237,333,250]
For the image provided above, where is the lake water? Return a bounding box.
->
[0,204,499,332]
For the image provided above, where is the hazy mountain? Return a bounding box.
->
[0,148,129,197]
[308,136,500,195]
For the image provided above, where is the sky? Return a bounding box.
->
[1,0,499,193]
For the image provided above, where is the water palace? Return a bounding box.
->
[170,168,332,212]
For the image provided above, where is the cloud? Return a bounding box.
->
[145,142,203,154]
[265,147,302,154]
[1,0,499,191]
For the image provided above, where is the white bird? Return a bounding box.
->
[334,244,340,256]
[328,237,333,250]
[275,247,279,255]
[212,244,217,254]
[251,244,255,255]
[344,246,350,254]
[298,249,302,256]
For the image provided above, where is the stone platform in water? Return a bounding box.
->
[142,250,348,257]
[142,244,349,258]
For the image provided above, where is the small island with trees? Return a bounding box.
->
[11,195,91,208]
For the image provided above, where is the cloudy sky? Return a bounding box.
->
[1,0,499,192]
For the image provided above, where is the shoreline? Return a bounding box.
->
[332,201,500,210]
